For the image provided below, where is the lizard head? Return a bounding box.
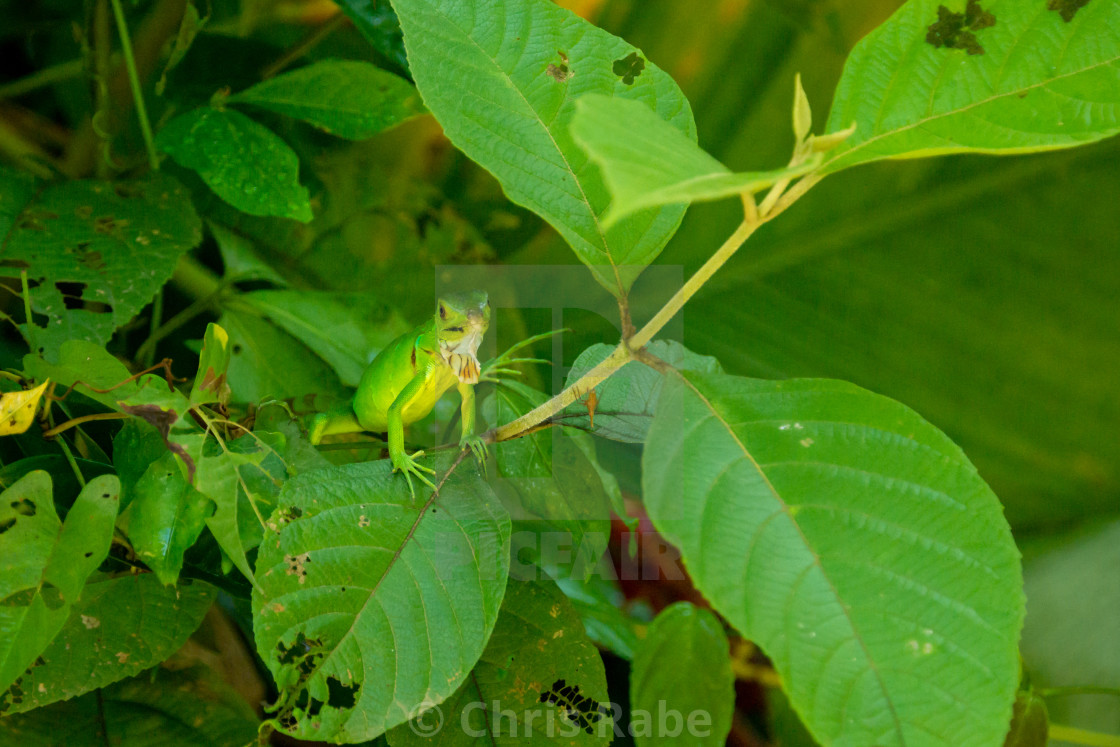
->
[436,290,490,384]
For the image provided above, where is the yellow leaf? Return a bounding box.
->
[0,380,50,436]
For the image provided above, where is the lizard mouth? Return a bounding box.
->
[440,329,483,384]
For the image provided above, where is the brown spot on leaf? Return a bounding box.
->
[546,50,572,83]
[926,0,995,55]
[1047,0,1091,21]
[284,551,312,584]
[120,403,196,481]
[612,52,645,85]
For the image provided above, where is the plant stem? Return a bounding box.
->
[629,217,758,350]
[491,341,632,442]
[42,412,129,438]
[0,59,86,100]
[1041,686,1120,700]
[1048,724,1120,747]
[52,428,87,488]
[140,288,164,368]
[260,13,347,79]
[108,0,159,171]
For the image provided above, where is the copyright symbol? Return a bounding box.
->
[408,701,444,737]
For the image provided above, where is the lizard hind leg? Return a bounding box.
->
[308,404,365,445]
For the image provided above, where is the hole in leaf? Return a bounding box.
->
[232,344,243,354]
[84,552,93,558]
[0,259,30,269]
[1047,0,1091,21]
[539,678,608,734]
[612,52,645,85]
[0,518,16,534]
[57,281,113,314]
[547,50,572,83]
[925,0,995,55]
[11,499,36,516]
[326,677,359,709]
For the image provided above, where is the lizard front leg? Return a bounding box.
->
[388,373,437,501]
[457,381,486,468]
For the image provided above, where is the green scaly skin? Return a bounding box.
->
[308,291,491,500]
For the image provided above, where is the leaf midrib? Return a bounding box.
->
[829,49,1120,170]
[672,371,904,744]
[412,0,625,297]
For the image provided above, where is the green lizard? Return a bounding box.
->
[309,290,491,498]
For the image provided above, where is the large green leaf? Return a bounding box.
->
[391,0,696,297]
[643,371,1024,747]
[388,578,613,745]
[22,340,140,412]
[252,456,511,742]
[630,602,734,746]
[195,447,269,587]
[156,107,313,222]
[824,0,1120,173]
[0,574,216,714]
[0,665,257,746]
[229,60,425,140]
[0,170,201,360]
[571,94,818,225]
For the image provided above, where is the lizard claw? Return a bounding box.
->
[460,435,488,477]
[393,449,437,502]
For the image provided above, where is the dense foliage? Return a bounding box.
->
[1,0,1118,745]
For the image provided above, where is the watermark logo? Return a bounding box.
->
[406,697,713,739]
[407,700,444,737]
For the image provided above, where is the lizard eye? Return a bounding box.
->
[439,304,446,319]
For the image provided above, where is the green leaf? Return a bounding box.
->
[156,107,313,222]
[234,290,410,387]
[630,602,734,746]
[554,575,643,661]
[561,340,721,443]
[485,381,612,582]
[388,578,614,745]
[0,471,60,600]
[194,447,270,587]
[0,574,216,714]
[218,310,348,404]
[0,170,201,360]
[252,456,511,742]
[43,475,120,602]
[823,0,1120,173]
[392,0,696,297]
[229,60,425,140]
[112,420,170,512]
[0,592,69,698]
[0,666,259,747]
[333,0,409,73]
[208,220,289,286]
[22,340,140,411]
[190,323,232,406]
[571,94,818,226]
[127,451,214,585]
[643,372,1024,747]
